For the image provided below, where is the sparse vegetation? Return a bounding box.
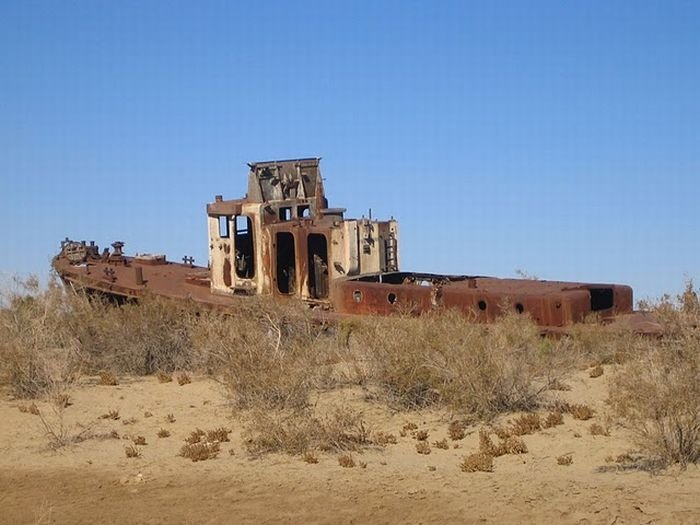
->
[610,289,700,467]
[157,428,171,438]
[3,275,699,472]
[98,372,118,386]
[460,453,494,473]
[125,445,141,458]
[338,453,355,468]
[415,441,431,454]
[557,454,573,466]
[179,441,220,462]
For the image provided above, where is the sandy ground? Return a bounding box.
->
[1,367,699,525]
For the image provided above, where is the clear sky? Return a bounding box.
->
[1,1,698,301]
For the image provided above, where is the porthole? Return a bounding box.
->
[477,300,487,311]
[353,290,363,303]
[387,293,397,304]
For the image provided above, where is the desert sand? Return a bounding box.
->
[1,367,699,525]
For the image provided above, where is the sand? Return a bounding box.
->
[1,367,699,524]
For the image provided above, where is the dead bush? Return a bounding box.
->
[460,453,494,473]
[509,413,541,436]
[542,411,564,428]
[196,302,325,410]
[338,454,355,468]
[0,278,82,399]
[414,429,429,441]
[125,445,141,458]
[448,420,467,440]
[499,436,528,455]
[185,429,206,445]
[177,372,191,386]
[557,454,573,466]
[610,308,700,467]
[18,402,40,415]
[569,404,595,421]
[179,442,220,462]
[589,365,604,378]
[242,406,371,457]
[98,372,118,386]
[157,428,170,438]
[416,441,431,455]
[157,371,173,383]
[303,451,319,464]
[373,431,398,446]
[589,423,609,436]
[355,311,555,417]
[132,435,147,446]
[98,409,120,421]
[433,438,449,450]
[206,427,232,443]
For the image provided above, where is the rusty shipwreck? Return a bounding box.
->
[52,158,654,332]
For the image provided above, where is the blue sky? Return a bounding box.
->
[0,1,698,301]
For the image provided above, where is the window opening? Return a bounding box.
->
[298,205,311,218]
[307,233,329,299]
[234,215,255,279]
[218,216,229,238]
[276,232,296,294]
[279,207,292,221]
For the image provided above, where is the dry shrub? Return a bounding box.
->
[69,295,198,375]
[374,431,398,446]
[0,278,82,399]
[433,438,449,450]
[492,425,511,440]
[448,420,467,440]
[355,310,554,417]
[479,429,499,456]
[610,305,700,467]
[589,365,604,378]
[177,372,191,386]
[19,402,40,415]
[569,404,595,421]
[98,372,118,386]
[166,413,176,423]
[500,436,528,454]
[338,454,355,468]
[509,413,541,436]
[546,378,571,391]
[143,411,153,418]
[206,427,232,443]
[416,441,431,455]
[125,445,141,458]
[157,371,173,383]
[479,429,528,457]
[98,409,120,420]
[179,441,220,462]
[132,435,147,446]
[460,453,494,473]
[589,423,609,436]
[242,406,371,457]
[185,429,206,445]
[122,417,137,426]
[557,454,573,466]
[303,451,319,464]
[196,301,325,410]
[157,428,170,438]
[414,429,429,441]
[542,411,564,428]
[37,399,94,449]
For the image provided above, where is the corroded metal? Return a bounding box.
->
[52,158,657,333]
